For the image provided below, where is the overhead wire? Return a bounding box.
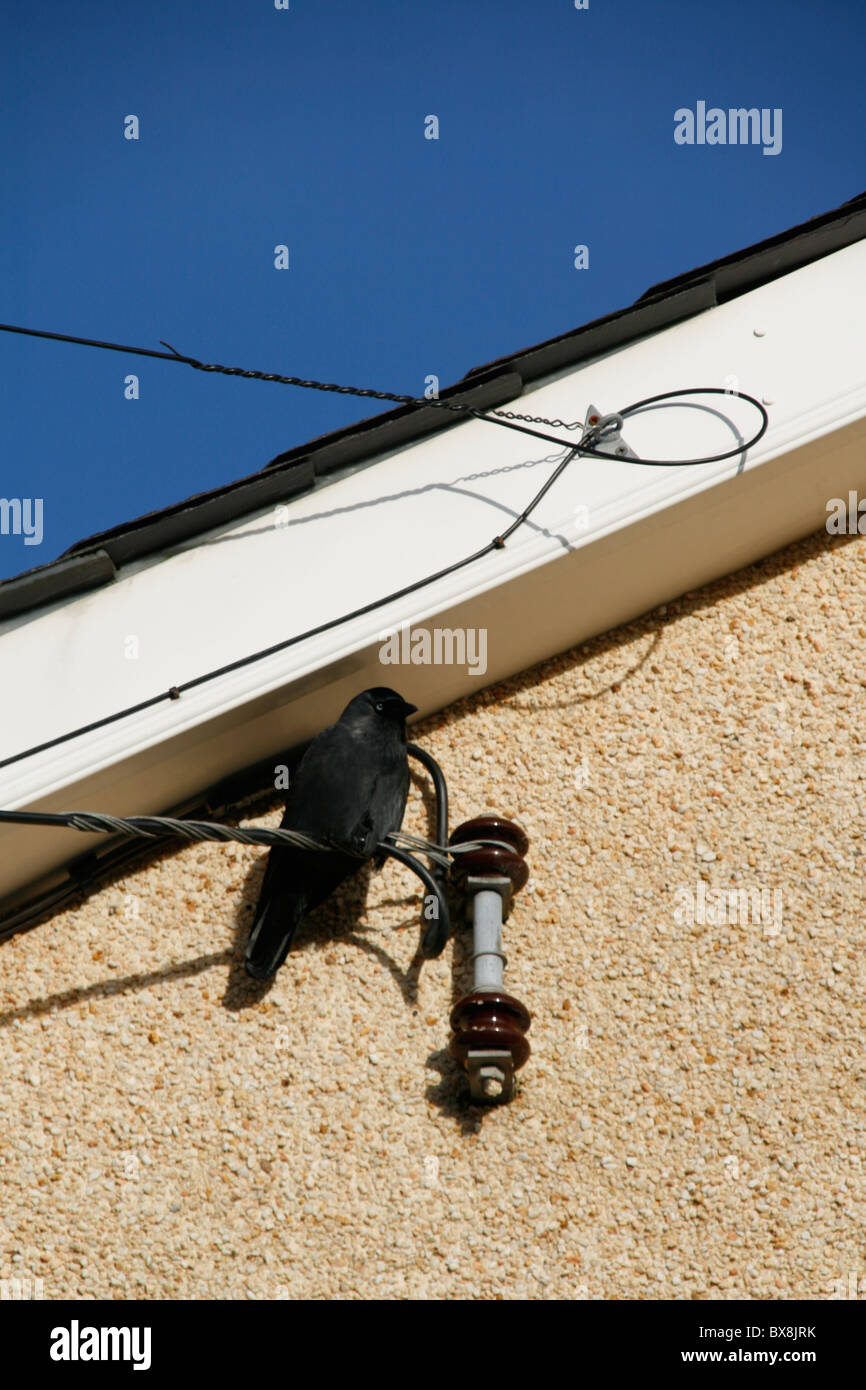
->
[0,320,769,773]
[0,807,511,866]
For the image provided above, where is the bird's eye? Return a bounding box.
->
[375,702,383,712]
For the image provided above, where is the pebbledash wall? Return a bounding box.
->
[1,518,863,1301]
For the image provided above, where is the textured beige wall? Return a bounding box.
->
[1,525,863,1300]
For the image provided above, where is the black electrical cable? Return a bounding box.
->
[379,843,451,957]
[0,320,580,430]
[0,321,769,771]
[0,320,769,463]
[480,388,769,467]
[407,741,449,862]
[0,533,498,769]
[157,344,770,467]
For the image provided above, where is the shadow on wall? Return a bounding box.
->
[0,524,860,1120]
[0,759,486,1120]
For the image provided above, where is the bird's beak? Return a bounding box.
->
[400,699,418,718]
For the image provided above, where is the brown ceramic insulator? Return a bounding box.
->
[449,990,532,1071]
[451,989,531,1033]
[450,815,529,857]
[450,845,529,893]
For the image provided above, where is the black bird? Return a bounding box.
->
[244,687,417,980]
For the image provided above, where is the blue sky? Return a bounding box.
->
[1,0,863,581]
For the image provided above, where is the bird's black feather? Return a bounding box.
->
[244,687,416,979]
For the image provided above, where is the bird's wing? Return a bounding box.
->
[281,719,409,856]
[281,720,382,847]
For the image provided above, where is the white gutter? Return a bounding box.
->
[2,238,865,914]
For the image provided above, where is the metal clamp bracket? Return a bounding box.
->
[583,404,639,460]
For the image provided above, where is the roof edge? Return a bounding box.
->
[2,188,864,620]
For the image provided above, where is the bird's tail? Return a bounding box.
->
[244,863,309,981]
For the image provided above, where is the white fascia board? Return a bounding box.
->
[1,239,865,909]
